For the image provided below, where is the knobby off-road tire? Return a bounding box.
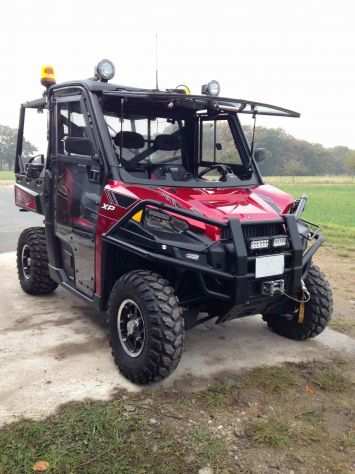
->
[266,264,333,340]
[109,270,184,385]
[17,227,58,295]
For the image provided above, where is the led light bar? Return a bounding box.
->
[250,239,269,250]
[273,237,288,248]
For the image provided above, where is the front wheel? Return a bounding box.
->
[17,227,58,295]
[108,270,184,385]
[265,264,333,340]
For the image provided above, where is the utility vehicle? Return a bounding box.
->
[14,60,333,384]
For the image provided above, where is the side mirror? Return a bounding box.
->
[254,147,270,163]
[65,137,93,157]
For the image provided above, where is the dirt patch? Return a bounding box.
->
[315,247,355,338]
[43,337,108,360]
[6,315,79,333]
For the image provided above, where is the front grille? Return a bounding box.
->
[222,221,290,272]
[242,222,286,240]
[243,222,288,256]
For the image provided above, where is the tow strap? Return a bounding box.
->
[298,302,305,324]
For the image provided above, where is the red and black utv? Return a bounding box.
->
[14,60,333,384]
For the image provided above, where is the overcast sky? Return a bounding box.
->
[1,0,355,149]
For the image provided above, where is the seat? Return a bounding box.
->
[154,132,181,151]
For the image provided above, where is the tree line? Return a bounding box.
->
[0,125,36,170]
[245,125,355,176]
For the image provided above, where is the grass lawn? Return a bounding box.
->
[0,360,354,473]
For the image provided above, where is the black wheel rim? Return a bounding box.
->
[117,299,146,357]
[21,244,32,280]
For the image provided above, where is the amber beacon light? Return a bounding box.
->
[40,65,56,87]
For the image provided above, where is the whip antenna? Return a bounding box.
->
[155,33,159,90]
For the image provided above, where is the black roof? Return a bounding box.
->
[25,79,300,118]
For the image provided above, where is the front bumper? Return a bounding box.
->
[103,199,324,307]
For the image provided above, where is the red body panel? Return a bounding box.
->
[95,180,294,296]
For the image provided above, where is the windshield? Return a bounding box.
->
[105,115,184,167]
[103,98,259,187]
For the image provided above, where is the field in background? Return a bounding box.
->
[266,175,354,184]
[266,177,355,249]
[0,171,14,180]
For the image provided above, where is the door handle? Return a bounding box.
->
[87,164,101,184]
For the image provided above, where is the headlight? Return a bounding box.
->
[273,237,288,248]
[250,239,269,250]
[201,80,221,96]
[95,59,115,82]
[250,237,289,250]
[143,208,189,233]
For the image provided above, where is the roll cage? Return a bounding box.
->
[15,98,47,175]
[15,80,300,184]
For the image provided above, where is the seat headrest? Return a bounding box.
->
[114,131,145,149]
[154,133,181,151]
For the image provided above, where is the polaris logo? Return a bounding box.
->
[161,192,178,207]
[102,203,116,211]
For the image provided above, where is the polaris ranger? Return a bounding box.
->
[14,60,333,384]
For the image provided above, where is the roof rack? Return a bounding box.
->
[24,80,300,118]
[103,90,300,118]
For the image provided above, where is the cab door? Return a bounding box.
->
[52,93,102,296]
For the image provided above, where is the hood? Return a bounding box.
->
[119,183,294,223]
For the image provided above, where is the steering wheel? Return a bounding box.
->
[198,164,232,181]
[150,163,191,181]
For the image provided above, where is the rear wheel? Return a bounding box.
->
[108,270,184,385]
[265,264,333,340]
[17,227,58,295]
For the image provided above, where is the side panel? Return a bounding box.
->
[54,156,100,293]
[51,94,103,296]
[95,183,138,296]
[95,188,127,296]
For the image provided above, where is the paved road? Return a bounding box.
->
[0,185,43,253]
